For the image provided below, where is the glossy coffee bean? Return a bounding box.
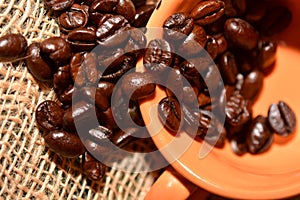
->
[158,96,181,132]
[224,18,259,50]
[58,4,89,33]
[97,81,115,100]
[83,152,107,181]
[110,127,149,148]
[230,135,247,156]
[0,33,27,62]
[240,70,264,101]
[124,27,147,56]
[257,40,277,71]
[190,0,225,26]
[143,39,173,76]
[96,14,130,47]
[116,0,136,22]
[131,4,156,27]
[219,51,238,85]
[121,72,156,100]
[53,65,72,95]
[268,101,296,136]
[43,130,85,158]
[25,42,53,82]
[163,12,194,41]
[247,115,273,154]
[165,67,184,101]
[205,36,218,60]
[35,100,64,131]
[59,85,77,106]
[40,37,72,66]
[214,33,228,55]
[180,56,211,79]
[223,0,246,17]
[67,27,97,51]
[80,86,109,111]
[44,0,74,11]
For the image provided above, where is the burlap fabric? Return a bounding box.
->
[0,0,161,199]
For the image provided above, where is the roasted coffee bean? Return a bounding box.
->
[121,72,156,100]
[223,0,246,17]
[240,70,264,101]
[143,39,173,76]
[97,81,115,101]
[44,0,74,11]
[205,36,218,60]
[260,6,292,37]
[225,91,252,127]
[96,14,130,47]
[53,65,72,95]
[158,96,181,132]
[257,40,277,71]
[214,33,227,55]
[98,48,125,69]
[180,56,211,80]
[205,15,226,34]
[124,27,147,56]
[43,130,85,158]
[190,0,225,26]
[178,25,207,56]
[86,125,113,142]
[116,0,136,22]
[131,4,156,27]
[163,12,194,41]
[59,85,77,106]
[230,135,247,156]
[40,37,72,66]
[224,18,259,50]
[25,43,53,82]
[63,100,97,132]
[219,51,238,85]
[128,101,145,126]
[97,107,118,129]
[83,152,107,181]
[247,115,273,154]
[81,86,109,111]
[67,27,97,51]
[35,100,64,131]
[0,33,27,62]
[58,4,89,33]
[110,127,148,148]
[165,67,184,101]
[268,101,296,136]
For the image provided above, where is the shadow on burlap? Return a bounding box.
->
[0,0,161,199]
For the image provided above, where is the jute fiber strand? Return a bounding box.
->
[0,0,160,199]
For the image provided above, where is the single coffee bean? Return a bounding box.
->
[25,42,54,82]
[121,72,156,101]
[240,70,264,101]
[43,130,85,158]
[224,18,259,50]
[214,33,228,55]
[116,0,136,22]
[260,6,292,37]
[124,27,147,56]
[163,12,194,41]
[86,125,113,142]
[96,107,117,129]
[40,37,72,66]
[96,14,130,47]
[257,40,277,71]
[0,33,27,62]
[230,134,247,156]
[97,81,115,101]
[219,51,239,85]
[131,4,156,27]
[80,86,109,111]
[180,56,211,79]
[223,0,246,17]
[143,39,173,76]
[247,115,273,154]
[190,0,225,26]
[158,96,181,132]
[205,36,218,60]
[53,65,72,95]
[83,152,107,181]
[58,4,89,33]
[35,100,64,131]
[98,48,125,69]
[44,0,74,11]
[110,127,149,148]
[128,100,145,126]
[268,101,296,136]
[59,85,77,106]
[67,27,97,51]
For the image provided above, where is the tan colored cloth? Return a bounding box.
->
[0,0,159,199]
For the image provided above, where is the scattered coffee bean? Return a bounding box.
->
[0,33,27,62]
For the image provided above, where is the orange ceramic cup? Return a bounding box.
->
[140,0,300,199]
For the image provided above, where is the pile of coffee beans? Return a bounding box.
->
[152,0,296,155]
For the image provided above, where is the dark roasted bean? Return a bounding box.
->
[110,127,148,148]
[219,51,238,85]
[116,0,136,22]
[43,130,85,158]
[158,96,181,132]
[53,65,72,95]
[163,12,194,41]
[81,86,109,111]
[257,40,277,71]
[190,0,225,26]
[230,135,247,156]
[121,72,156,100]
[180,56,211,79]
[35,100,64,131]
[260,6,292,37]
[25,42,53,82]
[268,101,297,136]
[83,152,106,181]
[223,0,246,17]
[96,14,130,47]
[205,36,218,60]
[143,39,173,76]
[98,48,125,69]
[44,0,74,11]
[40,37,72,66]
[59,85,77,106]
[0,33,27,62]
[98,107,118,129]
[128,101,145,126]
[97,81,115,101]
[165,67,184,100]
[131,4,156,27]
[240,70,264,101]
[58,4,89,33]
[247,115,273,154]
[67,27,97,51]
[124,27,147,56]
[224,18,259,50]
[214,33,227,55]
